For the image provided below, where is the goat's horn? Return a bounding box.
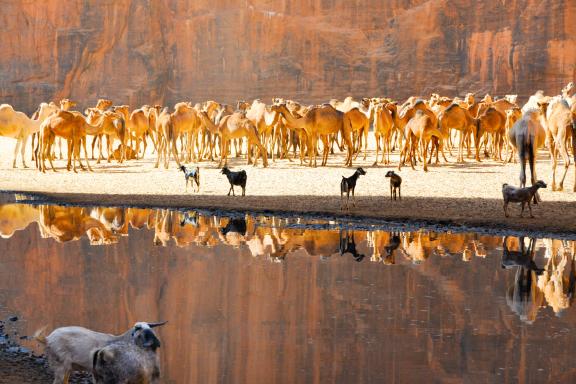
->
[147,321,168,328]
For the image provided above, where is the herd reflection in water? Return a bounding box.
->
[1,202,575,324]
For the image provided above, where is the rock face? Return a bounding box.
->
[0,0,574,113]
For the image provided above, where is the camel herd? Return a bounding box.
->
[0,82,575,190]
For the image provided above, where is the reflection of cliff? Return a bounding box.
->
[1,1,574,113]
[2,206,576,381]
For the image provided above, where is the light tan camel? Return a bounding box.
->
[545,99,575,191]
[0,102,59,167]
[399,110,443,172]
[272,103,353,167]
[246,99,280,159]
[508,106,547,193]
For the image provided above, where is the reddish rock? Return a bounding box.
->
[0,0,574,113]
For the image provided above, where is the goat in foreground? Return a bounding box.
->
[179,165,200,192]
[340,167,366,210]
[92,342,160,384]
[221,167,247,196]
[385,170,402,200]
[36,321,166,383]
[502,180,547,218]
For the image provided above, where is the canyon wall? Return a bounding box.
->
[0,0,575,113]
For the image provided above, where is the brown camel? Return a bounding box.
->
[114,105,150,158]
[85,108,128,163]
[505,107,523,162]
[544,99,575,191]
[36,110,99,172]
[171,102,202,162]
[346,107,370,161]
[372,103,395,165]
[399,110,443,172]
[153,108,181,169]
[476,107,506,161]
[438,103,477,162]
[271,103,353,167]
[199,110,268,167]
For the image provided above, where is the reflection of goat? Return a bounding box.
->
[502,236,543,273]
[339,229,364,262]
[384,233,401,265]
[220,218,247,236]
[180,211,199,227]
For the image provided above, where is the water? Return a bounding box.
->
[0,201,575,383]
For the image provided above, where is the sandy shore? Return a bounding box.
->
[0,136,574,234]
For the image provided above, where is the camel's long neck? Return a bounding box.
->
[200,112,218,133]
[279,108,303,128]
[84,117,103,136]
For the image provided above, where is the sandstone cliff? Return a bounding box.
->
[0,0,574,113]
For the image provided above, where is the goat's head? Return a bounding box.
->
[221,167,230,175]
[534,180,547,189]
[385,171,396,178]
[356,167,366,176]
[131,321,167,351]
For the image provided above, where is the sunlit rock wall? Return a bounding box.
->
[0,0,574,113]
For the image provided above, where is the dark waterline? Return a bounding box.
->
[0,201,575,383]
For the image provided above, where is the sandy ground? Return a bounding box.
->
[0,136,574,234]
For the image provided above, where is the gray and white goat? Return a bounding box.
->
[36,321,166,383]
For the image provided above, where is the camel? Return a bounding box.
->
[153,108,181,169]
[438,103,477,162]
[475,107,506,161]
[113,105,150,158]
[504,108,523,162]
[171,102,202,162]
[95,99,113,111]
[246,99,280,159]
[537,243,574,315]
[399,110,443,172]
[85,109,127,163]
[198,110,268,167]
[272,103,353,167]
[0,102,59,167]
[372,103,394,165]
[508,107,547,199]
[36,110,100,172]
[544,99,575,191]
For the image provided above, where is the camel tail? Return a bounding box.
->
[33,325,48,344]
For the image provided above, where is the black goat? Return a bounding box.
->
[221,167,247,196]
[340,167,366,210]
[179,165,200,192]
[385,171,402,200]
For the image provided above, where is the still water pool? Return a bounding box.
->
[0,201,575,383]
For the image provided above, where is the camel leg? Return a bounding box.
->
[556,140,570,191]
[527,146,539,204]
[20,136,30,168]
[82,137,93,172]
[12,138,22,168]
[422,138,429,172]
[373,134,380,166]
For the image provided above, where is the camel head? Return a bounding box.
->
[96,99,113,111]
[59,98,77,111]
[562,82,575,97]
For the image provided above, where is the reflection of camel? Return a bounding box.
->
[0,204,39,238]
[538,240,575,315]
[38,205,116,244]
[503,237,544,323]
